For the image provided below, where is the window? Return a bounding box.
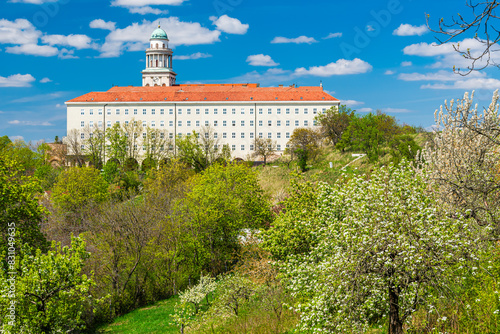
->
[223,109,227,115]
[125,109,129,115]
[178,121,182,127]
[143,121,147,127]
[196,120,200,127]
[151,121,156,127]
[286,120,290,126]
[286,108,290,114]
[80,109,84,115]
[160,132,165,139]
[232,109,236,115]
[241,145,245,151]
[304,108,308,114]
[277,144,281,151]
[223,133,227,139]
[268,132,272,139]
[107,110,111,115]
[304,120,309,126]
[268,120,272,126]
[313,120,317,126]
[232,132,236,139]
[80,121,85,127]
[98,121,103,127]
[169,121,174,127]
[80,133,85,139]
[143,133,147,139]
[90,109,94,115]
[143,145,146,151]
[205,109,209,115]
[241,108,245,115]
[187,109,191,114]
[241,132,245,139]
[89,133,93,138]
[214,109,218,115]
[107,121,111,127]
[286,132,290,139]
[250,108,254,114]
[152,109,156,115]
[259,108,263,114]
[98,109,103,115]
[268,108,272,114]
[295,120,299,126]
[259,120,263,127]
[313,108,318,114]
[214,120,218,126]
[116,109,120,115]
[178,133,182,138]
[143,109,147,115]
[277,108,281,114]
[205,120,209,126]
[160,109,165,115]
[89,121,94,128]
[169,109,174,115]
[187,121,192,127]
[277,120,281,126]
[116,121,120,125]
[259,132,263,138]
[241,120,245,126]
[161,121,165,127]
[250,120,254,127]
[250,132,254,139]
[214,133,218,139]
[134,109,138,115]
[277,132,281,139]
[223,120,227,127]
[81,145,85,150]
[134,144,138,151]
[196,109,200,114]
[232,145,236,151]
[232,120,236,127]
[205,132,209,139]
[250,144,254,151]
[169,133,173,139]
[295,108,299,114]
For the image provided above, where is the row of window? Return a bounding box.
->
[81,131,294,140]
[81,119,316,128]
[79,107,328,116]
[80,143,286,152]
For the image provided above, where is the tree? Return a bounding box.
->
[83,125,105,169]
[0,236,96,334]
[253,137,277,165]
[388,134,421,165]
[287,128,321,171]
[272,161,475,334]
[417,90,500,238]
[315,105,355,145]
[427,0,500,75]
[0,154,47,252]
[142,127,172,165]
[106,123,127,164]
[51,167,109,213]
[65,129,85,167]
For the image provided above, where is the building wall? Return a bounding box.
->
[67,100,339,160]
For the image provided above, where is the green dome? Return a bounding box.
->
[151,26,168,40]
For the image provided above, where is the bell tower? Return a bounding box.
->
[142,25,177,87]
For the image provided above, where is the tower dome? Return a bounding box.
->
[150,25,168,40]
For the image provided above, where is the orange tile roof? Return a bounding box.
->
[66,84,339,103]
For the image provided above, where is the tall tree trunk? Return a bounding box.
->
[388,285,403,334]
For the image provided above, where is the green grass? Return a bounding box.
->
[96,296,180,334]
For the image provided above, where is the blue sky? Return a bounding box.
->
[1,0,499,143]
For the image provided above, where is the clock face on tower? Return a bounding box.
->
[153,76,159,84]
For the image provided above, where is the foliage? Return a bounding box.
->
[83,125,105,169]
[275,161,476,333]
[51,167,109,213]
[106,123,128,164]
[185,163,272,274]
[0,153,47,252]
[253,137,277,165]
[287,128,321,171]
[388,134,420,165]
[0,236,96,334]
[315,104,355,145]
[417,90,500,238]
[179,275,217,314]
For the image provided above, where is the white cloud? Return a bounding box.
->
[294,58,372,77]
[5,43,59,56]
[111,0,186,6]
[8,0,56,4]
[8,120,53,126]
[90,19,116,31]
[385,70,395,75]
[99,18,221,57]
[175,52,212,60]
[9,136,24,141]
[401,61,412,67]
[421,78,500,90]
[42,34,94,49]
[398,70,485,82]
[246,54,279,67]
[0,19,41,45]
[323,32,342,39]
[358,108,374,113]
[210,15,249,35]
[271,36,317,44]
[0,74,36,87]
[11,92,62,103]
[340,100,364,106]
[393,24,428,36]
[128,6,168,14]
[40,77,52,83]
[382,107,412,113]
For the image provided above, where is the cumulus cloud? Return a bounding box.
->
[0,19,41,45]
[358,108,374,113]
[393,24,428,36]
[42,34,94,49]
[382,107,412,113]
[99,18,221,57]
[323,32,342,39]
[385,70,395,75]
[340,100,365,107]
[6,44,59,57]
[8,120,53,126]
[246,54,279,67]
[401,61,412,67]
[271,36,317,44]
[421,78,500,90]
[175,52,212,60]
[90,19,116,31]
[111,0,186,5]
[128,6,168,14]
[0,74,36,87]
[294,58,372,77]
[210,15,249,35]
[398,70,485,82]
[40,77,52,83]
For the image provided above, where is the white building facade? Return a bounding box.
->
[66,27,340,161]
